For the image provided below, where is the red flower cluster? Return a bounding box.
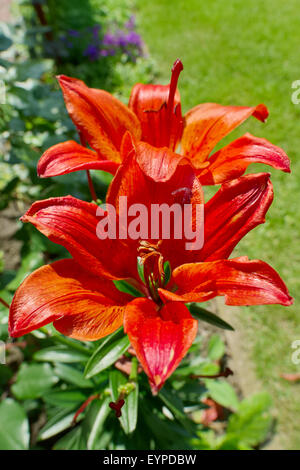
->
[9,60,292,394]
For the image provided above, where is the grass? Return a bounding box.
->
[136,0,300,449]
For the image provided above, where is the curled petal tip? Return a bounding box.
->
[254,103,269,122]
[56,74,71,83]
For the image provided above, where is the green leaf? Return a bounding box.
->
[176,357,219,377]
[0,364,13,388]
[38,408,81,441]
[159,387,195,434]
[16,59,53,81]
[140,399,190,448]
[227,392,272,447]
[188,303,234,331]
[207,334,225,361]
[11,363,58,400]
[109,370,138,434]
[0,177,19,210]
[113,279,144,297]
[43,389,88,408]
[53,426,83,450]
[193,362,220,376]
[34,346,89,363]
[216,434,251,450]
[0,33,12,52]
[84,329,130,378]
[81,397,111,450]
[0,399,29,449]
[54,363,93,388]
[205,380,239,411]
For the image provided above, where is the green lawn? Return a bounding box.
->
[136,0,300,449]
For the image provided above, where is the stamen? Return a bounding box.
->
[109,399,125,418]
[137,241,169,303]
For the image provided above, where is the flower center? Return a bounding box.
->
[138,240,168,303]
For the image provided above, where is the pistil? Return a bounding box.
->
[167,59,184,120]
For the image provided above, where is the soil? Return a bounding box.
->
[0,203,23,271]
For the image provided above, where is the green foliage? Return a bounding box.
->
[226,393,273,447]
[193,392,272,450]
[0,399,30,450]
[204,380,239,411]
[207,334,225,361]
[188,303,235,331]
[12,363,58,399]
[84,329,130,378]
[0,311,273,450]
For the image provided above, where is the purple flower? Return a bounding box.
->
[83,44,100,61]
[68,29,80,37]
[91,24,101,40]
[100,49,116,57]
[116,30,129,48]
[125,31,143,48]
[125,15,136,30]
[103,33,118,47]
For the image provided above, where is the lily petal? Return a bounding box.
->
[135,141,185,183]
[38,140,119,178]
[129,83,183,151]
[107,140,204,270]
[160,257,293,306]
[198,133,290,184]
[182,102,268,167]
[58,75,141,161]
[21,196,135,279]
[124,298,198,393]
[198,173,273,262]
[9,259,130,340]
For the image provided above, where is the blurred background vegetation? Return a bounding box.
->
[0,0,299,450]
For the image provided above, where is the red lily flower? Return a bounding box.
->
[9,141,292,393]
[37,60,290,185]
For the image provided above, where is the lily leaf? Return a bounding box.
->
[188,303,234,331]
[34,346,89,363]
[207,334,225,361]
[84,329,130,378]
[11,363,58,400]
[113,279,144,297]
[38,408,80,441]
[54,363,93,388]
[205,380,239,411]
[81,397,111,450]
[226,392,272,447]
[0,399,29,450]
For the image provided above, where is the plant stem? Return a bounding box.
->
[86,169,98,202]
[129,356,138,381]
[0,297,9,309]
